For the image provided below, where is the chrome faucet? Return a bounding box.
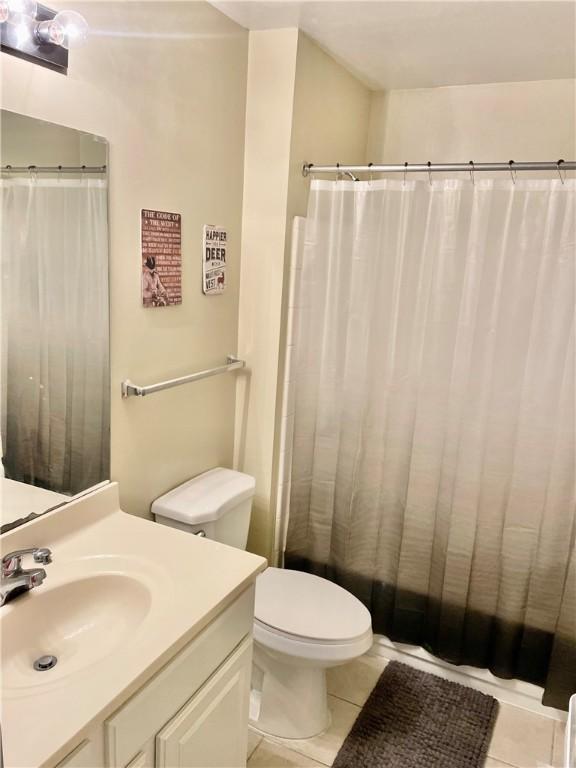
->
[0,547,52,606]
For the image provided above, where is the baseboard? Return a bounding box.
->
[371,634,567,722]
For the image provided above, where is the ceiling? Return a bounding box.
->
[210,1,576,90]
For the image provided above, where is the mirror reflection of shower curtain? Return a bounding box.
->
[285,178,575,709]
[0,177,109,495]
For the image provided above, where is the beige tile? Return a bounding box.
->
[268,695,360,766]
[484,758,516,768]
[488,702,555,768]
[326,653,387,707]
[248,739,326,767]
[551,719,567,768]
[248,728,263,760]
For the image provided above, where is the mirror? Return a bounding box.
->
[1,111,110,533]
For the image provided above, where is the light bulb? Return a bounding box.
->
[36,9,88,49]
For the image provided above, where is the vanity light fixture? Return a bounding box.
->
[0,1,88,74]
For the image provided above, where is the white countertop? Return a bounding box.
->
[0,478,70,529]
[0,482,267,768]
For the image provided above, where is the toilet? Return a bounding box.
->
[152,467,373,739]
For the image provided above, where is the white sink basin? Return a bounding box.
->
[2,573,152,692]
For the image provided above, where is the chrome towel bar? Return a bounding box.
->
[121,355,245,398]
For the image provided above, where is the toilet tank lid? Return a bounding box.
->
[151,468,255,525]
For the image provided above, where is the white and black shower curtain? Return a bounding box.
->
[285,177,575,709]
[1,177,109,495]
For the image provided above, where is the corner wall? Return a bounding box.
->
[235,30,371,558]
[234,28,300,557]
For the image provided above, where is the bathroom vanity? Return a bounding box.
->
[0,484,267,768]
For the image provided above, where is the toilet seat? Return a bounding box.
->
[253,568,373,662]
[253,618,373,663]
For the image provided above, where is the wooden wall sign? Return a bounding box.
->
[141,209,182,307]
[203,224,227,295]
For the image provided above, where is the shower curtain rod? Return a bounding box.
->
[1,165,107,173]
[302,160,576,179]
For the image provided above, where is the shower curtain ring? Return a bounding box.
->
[368,162,373,185]
[427,161,432,186]
[404,161,408,187]
[557,159,566,184]
[28,165,38,182]
[469,160,475,186]
[336,162,341,181]
[508,160,517,184]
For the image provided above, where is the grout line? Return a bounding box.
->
[258,737,334,767]
[326,691,358,706]
[271,742,333,768]
[326,695,362,718]
[261,697,361,767]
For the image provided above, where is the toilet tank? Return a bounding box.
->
[152,467,255,550]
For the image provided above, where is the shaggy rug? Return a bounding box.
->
[332,661,499,768]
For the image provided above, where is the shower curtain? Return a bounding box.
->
[285,177,575,709]
[0,177,109,494]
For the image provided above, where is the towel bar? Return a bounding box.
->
[121,355,245,398]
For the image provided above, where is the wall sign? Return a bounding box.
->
[203,225,227,295]
[141,209,182,308]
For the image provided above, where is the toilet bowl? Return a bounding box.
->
[152,468,373,740]
[251,567,372,738]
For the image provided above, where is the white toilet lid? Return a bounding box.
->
[254,567,372,643]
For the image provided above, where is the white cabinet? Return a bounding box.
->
[156,639,252,768]
[125,750,154,768]
[115,741,155,768]
[101,587,254,768]
[55,589,255,768]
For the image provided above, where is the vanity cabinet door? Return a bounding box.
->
[156,637,252,768]
[124,744,154,768]
[105,588,254,768]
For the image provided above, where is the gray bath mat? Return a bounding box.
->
[333,661,498,768]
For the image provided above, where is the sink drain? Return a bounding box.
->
[33,655,58,671]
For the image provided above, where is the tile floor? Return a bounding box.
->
[247,652,566,768]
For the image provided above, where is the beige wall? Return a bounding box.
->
[1,2,249,519]
[368,79,576,164]
[235,30,371,558]
[1,111,107,166]
[287,33,372,219]
[235,28,299,557]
